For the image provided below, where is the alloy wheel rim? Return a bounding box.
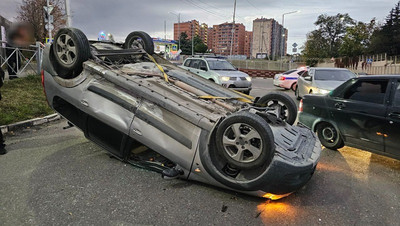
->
[130,36,145,50]
[267,100,289,121]
[322,127,336,143]
[55,34,77,65]
[222,123,263,163]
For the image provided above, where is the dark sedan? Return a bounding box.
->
[299,75,400,160]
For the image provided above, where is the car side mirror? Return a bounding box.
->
[304,76,312,81]
[200,66,208,71]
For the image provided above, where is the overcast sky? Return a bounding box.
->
[1,0,399,53]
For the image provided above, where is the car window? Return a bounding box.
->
[189,59,201,69]
[301,71,309,77]
[184,59,191,67]
[207,60,236,71]
[297,70,305,76]
[283,69,297,75]
[314,70,356,81]
[199,60,207,70]
[393,81,400,107]
[342,80,389,105]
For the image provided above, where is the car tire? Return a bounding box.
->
[51,28,91,79]
[215,112,275,170]
[291,83,297,92]
[124,31,154,54]
[316,123,344,150]
[295,86,301,100]
[243,90,250,95]
[257,92,297,125]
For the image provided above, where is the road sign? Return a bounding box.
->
[45,38,53,43]
[292,47,298,53]
[44,15,53,23]
[43,5,54,14]
[45,24,54,31]
[292,43,298,48]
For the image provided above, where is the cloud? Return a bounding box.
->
[1,0,398,51]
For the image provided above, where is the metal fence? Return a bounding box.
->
[229,59,299,71]
[0,41,44,76]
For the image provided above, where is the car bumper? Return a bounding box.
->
[258,127,321,196]
[298,111,318,131]
[273,79,283,87]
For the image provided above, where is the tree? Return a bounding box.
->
[178,32,207,55]
[340,19,377,56]
[302,30,330,66]
[369,1,400,55]
[17,0,66,42]
[314,13,355,57]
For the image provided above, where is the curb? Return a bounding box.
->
[0,113,61,134]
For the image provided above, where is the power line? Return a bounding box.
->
[245,0,262,13]
[181,0,227,19]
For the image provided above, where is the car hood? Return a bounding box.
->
[314,80,345,91]
[211,70,249,77]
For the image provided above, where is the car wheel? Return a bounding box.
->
[215,112,275,170]
[256,92,297,125]
[51,28,91,79]
[316,123,344,150]
[295,86,301,100]
[291,83,297,92]
[243,90,250,95]
[124,31,154,54]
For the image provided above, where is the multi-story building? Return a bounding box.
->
[173,20,208,45]
[207,27,215,51]
[244,31,253,58]
[209,22,246,56]
[251,18,287,59]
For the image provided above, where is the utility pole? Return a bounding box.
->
[230,0,237,56]
[191,21,194,56]
[65,0,72,27]
[164,20,167,40]
[45,0,52,41]
[169,12,181,50]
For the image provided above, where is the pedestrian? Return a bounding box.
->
[5,23,34,80]
[0,67,6,155]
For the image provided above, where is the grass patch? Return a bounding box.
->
[0,75,54,125]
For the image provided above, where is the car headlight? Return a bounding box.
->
[314,88,330,95]
[246,77,252,82]
[221,76,230,82]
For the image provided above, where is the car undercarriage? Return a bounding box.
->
[42,28,321,199]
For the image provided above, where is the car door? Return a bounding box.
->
[197,60,211,79]
[328,78,390,152]
[298,69,313,97]
[384,79,400,158]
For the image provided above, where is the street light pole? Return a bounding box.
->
[169,12,181,50]
[281,11,299,61]
[230,0,237,56]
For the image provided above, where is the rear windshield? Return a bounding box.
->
[315,70,356,81]
[283,69,297,75]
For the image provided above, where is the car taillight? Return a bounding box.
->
[279,77,286,80]
[299,99,303,112]
[41,70,45,88]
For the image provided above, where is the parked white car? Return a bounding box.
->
[273,67,308,91]
[295,68,356,99]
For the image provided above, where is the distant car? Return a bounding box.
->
[299,75,400,160]
[273,67,308,91]
[295,68,356,99]
[181,56,252,94]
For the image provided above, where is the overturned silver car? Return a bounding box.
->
[42,28,321,199]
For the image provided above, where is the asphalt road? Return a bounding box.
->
[0,78,399,225]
